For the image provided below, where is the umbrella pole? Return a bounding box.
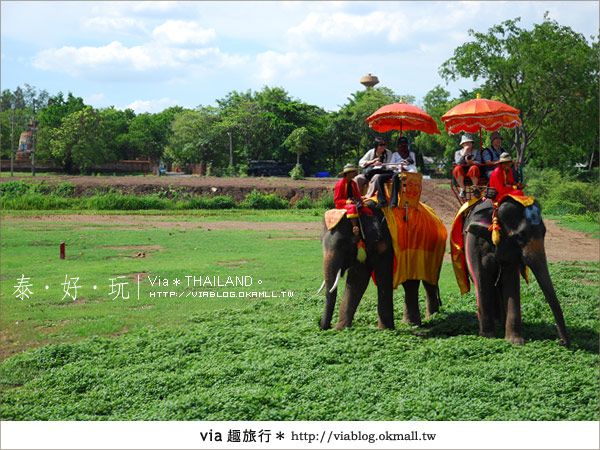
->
[479,129,482,150]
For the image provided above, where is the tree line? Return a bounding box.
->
[1,16,597,175]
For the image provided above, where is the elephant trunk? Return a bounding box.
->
[523,238,570,347]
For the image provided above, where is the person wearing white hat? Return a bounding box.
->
[453,133,482,198]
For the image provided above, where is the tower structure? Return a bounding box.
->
[360,74,379,90]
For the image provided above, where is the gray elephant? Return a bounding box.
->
[319,199,443,330]
[454,197,569,346]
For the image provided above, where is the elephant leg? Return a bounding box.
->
[402,279,421,326]
[373,245,395,329]
[466,233,497,338]
[422,281,440,318]
[319,249,343,330]
[336,263,372,330]
[501,266,525,345]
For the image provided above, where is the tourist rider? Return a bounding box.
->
[386,136,418,207]
[453,134,482,198]
[354,137,393,199]
[482,131,505,179]
[488,152,526,203]
[334,164,373,235]
[390,136,418,173]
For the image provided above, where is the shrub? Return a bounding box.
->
[293,196,313,209]
[242,190,289,209]
[53,182,76,197]
[542,199,586,216]
[1,193,73,210]
[315,193,335,209]
[524,168,599,215]
[550,181,599,211]
[85,194,169,210]
[185,195,236,210]
[0,181,30,196]
[289,164,305,180]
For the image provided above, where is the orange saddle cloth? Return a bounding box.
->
[384,203,447,288]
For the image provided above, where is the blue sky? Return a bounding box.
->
[1,1,598,113]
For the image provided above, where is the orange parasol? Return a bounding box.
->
[441,95,521,134]
[441,94,521,148]
[366,102,441,135]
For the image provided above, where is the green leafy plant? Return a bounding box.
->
[242,190,289,209]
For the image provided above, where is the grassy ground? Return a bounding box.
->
[0,211,598,420]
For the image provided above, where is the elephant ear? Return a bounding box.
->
[465,201,494,240]
[466,221,493,240]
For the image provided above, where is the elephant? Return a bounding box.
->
[319,199,442,330]
[459,197,569,346]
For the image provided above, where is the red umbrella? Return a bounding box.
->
[366,102,441,135]
[441,94,521,148]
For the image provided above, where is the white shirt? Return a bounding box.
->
[358,148,393,168]
[390,151,418,173]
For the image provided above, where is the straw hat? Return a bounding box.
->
[339,163,359,175]
[497,152,513,163]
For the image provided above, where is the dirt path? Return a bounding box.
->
[4,216,598,264]
[3,175,598,262]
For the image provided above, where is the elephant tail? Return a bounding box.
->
[436,285,442,307]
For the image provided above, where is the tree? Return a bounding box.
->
[127,110,175,164]
[412,85,464,172]
[49,106,112,173]
[218,92,270,163]
[327,87,410,170]
[36,92,86,160]
[440,14,599,166]
[284,126,310,167]
[99,107,136,160]
[165,106,223,169]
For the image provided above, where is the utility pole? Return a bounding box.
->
[227,131,233,168]
[10,103,15,177]
[31,100,37,177]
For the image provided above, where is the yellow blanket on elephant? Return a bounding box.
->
[383,203,447,288]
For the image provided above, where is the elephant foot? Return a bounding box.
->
[334,321,350,331]
[506,334,525,345]
[377,322,395,330]
[318,319,331,330]
[402,316,421,327]
[479,330,496,339]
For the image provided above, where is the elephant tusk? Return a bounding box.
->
[316,279,326,295]
[329,269,342,293]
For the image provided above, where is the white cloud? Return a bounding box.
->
[288,11,389,44]
[151,20,216,46]
[129,1,179,13]
[85,17,148,34]
[31,40,242,79]
[254,51,314,82]
[84,93,107,105]
[124,97,178,114]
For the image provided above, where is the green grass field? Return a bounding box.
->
[1,211,598,420]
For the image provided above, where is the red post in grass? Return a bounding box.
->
[60,242,65,259]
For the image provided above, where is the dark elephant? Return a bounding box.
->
[319,200,441,330]
[460,197,569,346]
